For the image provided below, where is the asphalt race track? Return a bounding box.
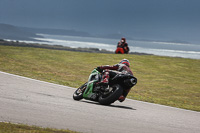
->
[0,71,199,133]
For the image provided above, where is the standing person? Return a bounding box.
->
[115,37,130,54]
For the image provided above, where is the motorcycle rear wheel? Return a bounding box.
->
[98,84,123,105]
[73,82,87,100]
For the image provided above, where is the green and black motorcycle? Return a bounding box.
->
[73,68,137,105]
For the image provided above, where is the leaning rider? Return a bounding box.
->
[96,59,134,102]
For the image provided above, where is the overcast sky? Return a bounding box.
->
[0,0,200,42]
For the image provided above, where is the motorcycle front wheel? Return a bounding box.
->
[73,82,87,100]
[98,84,123,105]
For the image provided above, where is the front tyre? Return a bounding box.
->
[73,82,87,100]
[98,84,123,105]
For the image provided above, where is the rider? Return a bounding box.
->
[96,59,134,102]
[116,37,129,54]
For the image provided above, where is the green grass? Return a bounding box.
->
[0,45,200,112]
[0,122,78,133]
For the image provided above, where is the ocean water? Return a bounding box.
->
[30,34,200,59]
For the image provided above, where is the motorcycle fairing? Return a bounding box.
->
[83,69,101,99]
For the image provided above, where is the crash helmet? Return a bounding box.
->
[121,37,126,43]
[119,59,130,67]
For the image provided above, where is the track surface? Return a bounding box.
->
[0,71,199,133]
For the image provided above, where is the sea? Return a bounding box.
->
[24,34,200,59]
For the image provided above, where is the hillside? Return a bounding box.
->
[0,23,43,41]
[20,27,93,37]
[0,23,194,43]
[0,23,94,41]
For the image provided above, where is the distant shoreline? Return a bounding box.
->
[0,39,152,56]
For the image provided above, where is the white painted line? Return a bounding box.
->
[0,71,74,89]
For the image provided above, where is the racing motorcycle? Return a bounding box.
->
[73,68,137,105]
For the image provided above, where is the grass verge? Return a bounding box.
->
[0,45,199,111]
[0,122,78,133]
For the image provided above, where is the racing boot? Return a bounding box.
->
[118,95,125,102]
[118,89,130,102]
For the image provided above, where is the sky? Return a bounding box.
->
[0,0,200,43]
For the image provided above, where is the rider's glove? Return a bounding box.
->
[96,67,103,73]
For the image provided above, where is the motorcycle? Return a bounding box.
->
[73,68,137,105]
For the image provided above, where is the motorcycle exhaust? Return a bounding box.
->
[124,78,137,87]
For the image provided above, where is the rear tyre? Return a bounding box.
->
[98,84,123,105]
[73,82,87,100]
